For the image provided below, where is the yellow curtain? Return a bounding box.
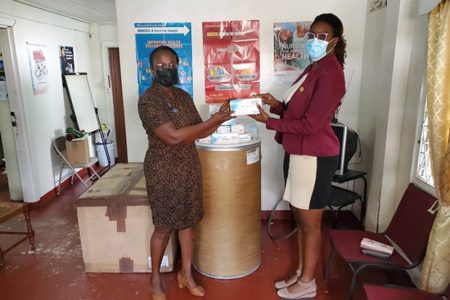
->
[420,0,450,293]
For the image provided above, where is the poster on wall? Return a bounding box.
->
[273,21,312,85]
[27,42,49,95]
[135,22,193,96]
[0,52,7,100]
[59,46,75,74]
[202,20,260,103]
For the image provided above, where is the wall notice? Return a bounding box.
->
[135,22,193,97]
[27,42,49,95]
[203,20,260,103]
[273,21,312,85]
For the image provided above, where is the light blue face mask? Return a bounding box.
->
[306,38,331,62]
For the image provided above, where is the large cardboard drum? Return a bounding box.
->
[194,142,261,279]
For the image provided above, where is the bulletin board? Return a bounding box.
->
[64,73,98,133]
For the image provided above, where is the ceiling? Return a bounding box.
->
[14,0,117,23]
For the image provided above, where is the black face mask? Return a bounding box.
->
[154,68,179,87]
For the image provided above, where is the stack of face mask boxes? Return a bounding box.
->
[197,99,260,145]
[197,121,253,145]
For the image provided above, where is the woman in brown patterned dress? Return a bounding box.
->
[138,46,232,300]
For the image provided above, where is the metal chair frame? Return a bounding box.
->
[52,136,100,194]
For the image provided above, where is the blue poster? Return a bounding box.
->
[135,22,193,96]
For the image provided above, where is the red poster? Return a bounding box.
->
[203,20,260,103]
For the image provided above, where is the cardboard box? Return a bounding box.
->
[197,136,212,144]
[211,132,239,144]
[230,97,262,116]
[231,124,245,134]
[216,125,231,134]
[66,138,90,164]
[77,163,177,273]
[238,133,252,142]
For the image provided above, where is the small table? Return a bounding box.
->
[328,170,367,228]
[0,202,35,269]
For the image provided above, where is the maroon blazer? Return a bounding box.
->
[266,54,345,157]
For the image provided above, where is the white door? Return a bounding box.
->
[0,25,38,203]
[0,28,22,200]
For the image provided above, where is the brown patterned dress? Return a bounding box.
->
[138,84,203,230]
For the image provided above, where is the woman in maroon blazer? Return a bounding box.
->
[252,13,347,299]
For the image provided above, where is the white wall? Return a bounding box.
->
[359,0,429,231]
[115,0,368,210]
[0,0,95,201]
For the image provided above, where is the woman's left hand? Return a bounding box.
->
[249,104,269,123]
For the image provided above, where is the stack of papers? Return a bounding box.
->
[360,237,394,259]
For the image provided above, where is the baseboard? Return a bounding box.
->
[29,168,90,210]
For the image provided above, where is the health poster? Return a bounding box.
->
[203,20,260,103]
[59,46,75,74]
[274,21,312,85]
[27,42,49,95]
[135,22,193,96]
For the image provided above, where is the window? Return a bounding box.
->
[415,102,434,187]
[413,78,435,196]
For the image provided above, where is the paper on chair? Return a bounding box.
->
[360,237,394,255]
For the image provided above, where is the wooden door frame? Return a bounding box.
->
[101,42,127,163]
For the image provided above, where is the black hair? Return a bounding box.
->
[311,13,347,67]
[149,45,179,68]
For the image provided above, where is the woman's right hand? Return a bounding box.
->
[257,93,281,108]
[210,111,233,125]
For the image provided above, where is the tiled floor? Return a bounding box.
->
[0,170,413,300]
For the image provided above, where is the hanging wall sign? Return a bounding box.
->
[273,21,312,85]
[135,22,193,97]
[202,20,260,103]
[27,42,49,95]
[59,46,75,74]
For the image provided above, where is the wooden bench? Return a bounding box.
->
[0,202,35,270]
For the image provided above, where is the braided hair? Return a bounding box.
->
[311,13,347,67]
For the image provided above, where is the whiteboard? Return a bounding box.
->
[64,73,98,133]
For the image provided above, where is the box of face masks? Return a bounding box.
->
[211,133,239,144]
[230,98,262,116]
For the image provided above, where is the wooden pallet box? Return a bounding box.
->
[77,163,176,273]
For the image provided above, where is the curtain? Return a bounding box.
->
[420,0,450,293]
[418,0,444,15]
